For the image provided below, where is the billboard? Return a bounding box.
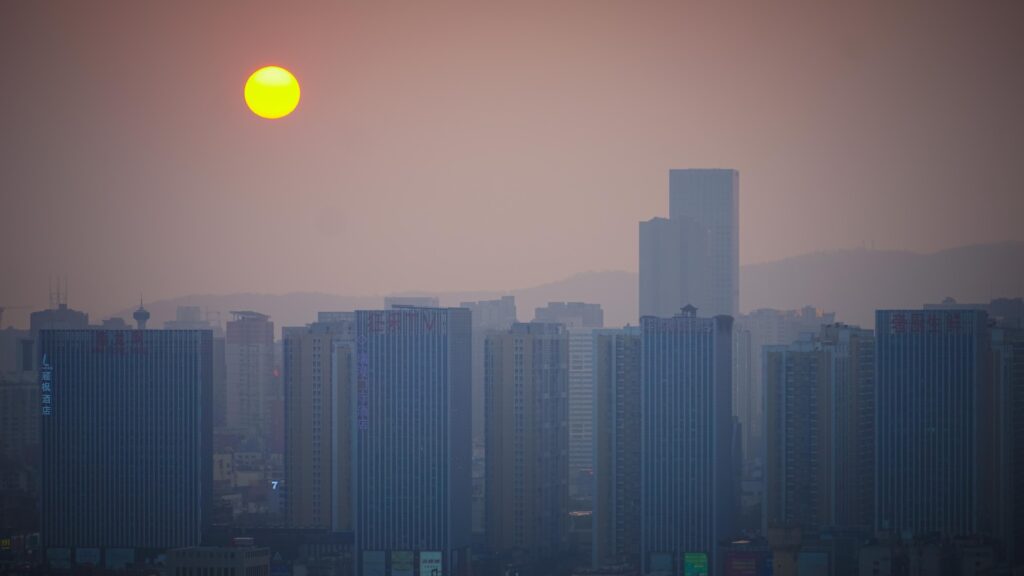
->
[419,550,443,576]
[684,552,708,576]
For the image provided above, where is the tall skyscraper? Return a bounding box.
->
[459,296,517,535]
[353,307,471,576]
[763,324,875,535]
[485,322,569,559]
[641,307,733,576]
[40,329,213,551]
[282,315,355,530]
[875,309,991,539]
[225,311,275,441]
[592,327,641,568]
[639,169,738,321]
[668,169,739,318]
[533,302,603,502]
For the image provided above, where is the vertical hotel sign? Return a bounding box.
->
[40,353,53,416]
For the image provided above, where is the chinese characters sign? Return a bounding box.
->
[40,353,53,416]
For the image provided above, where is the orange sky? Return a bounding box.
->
[2,1,1023,317]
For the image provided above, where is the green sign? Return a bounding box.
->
[683,552,708,576]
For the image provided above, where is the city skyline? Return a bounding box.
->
[3,3,1024,575]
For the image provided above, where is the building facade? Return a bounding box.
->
[640,308,734,575]
[485,322,569,558]
[735,307,836,466]
[40,329,213,550]
[283,315,356,530]
[225,311,275,441]
[638,216,710,320]
[592,328,642,568]
[459,295,517,534]
[533,302,604,502]
[875,309,990,539]
[763,324,875,535]
[353,307,472,576]
[638,168,739,321]
[668,169,739,318]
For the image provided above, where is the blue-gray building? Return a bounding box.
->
[639,169,738,324]
[353,307,472,576]
[40,329,213,552]
[641,307,734,575]
[592,327,642,568]
[763,324,875,535]
[485,322,569,560]
[875,309,991,539]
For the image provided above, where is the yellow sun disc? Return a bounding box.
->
[244,66,300,119]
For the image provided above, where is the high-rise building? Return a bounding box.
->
[460,296,517,442]
[641,307,733,575]
[0,326,38,516]
[821,324,876,532]
[0,327,35,374]
[353,307,471,576]
[30,303,88,336]
[533,302,603,502]
[735,307,836,465]
[731,325,753,471]
[225,311,275,441]
[668,169,739,318]
[638,217,710,319]
[639,169,738,321]
[763,324,875,535]
[875,309,991,539]
[988,323,1024,566]
[592,328,641,568]
[40,329,213,550]
[485,322,569,559]
[283,315,356,530]
[459,296,517,534]
[0,377,39,462]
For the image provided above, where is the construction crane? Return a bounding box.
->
[0,305,29,328]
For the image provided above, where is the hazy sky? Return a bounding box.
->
[2,1,1023,318]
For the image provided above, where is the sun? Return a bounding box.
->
[244,66,300,119]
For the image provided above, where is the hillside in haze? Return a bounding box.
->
[112,242,1024,332]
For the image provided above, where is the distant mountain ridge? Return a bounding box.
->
[113,242,1024,332]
